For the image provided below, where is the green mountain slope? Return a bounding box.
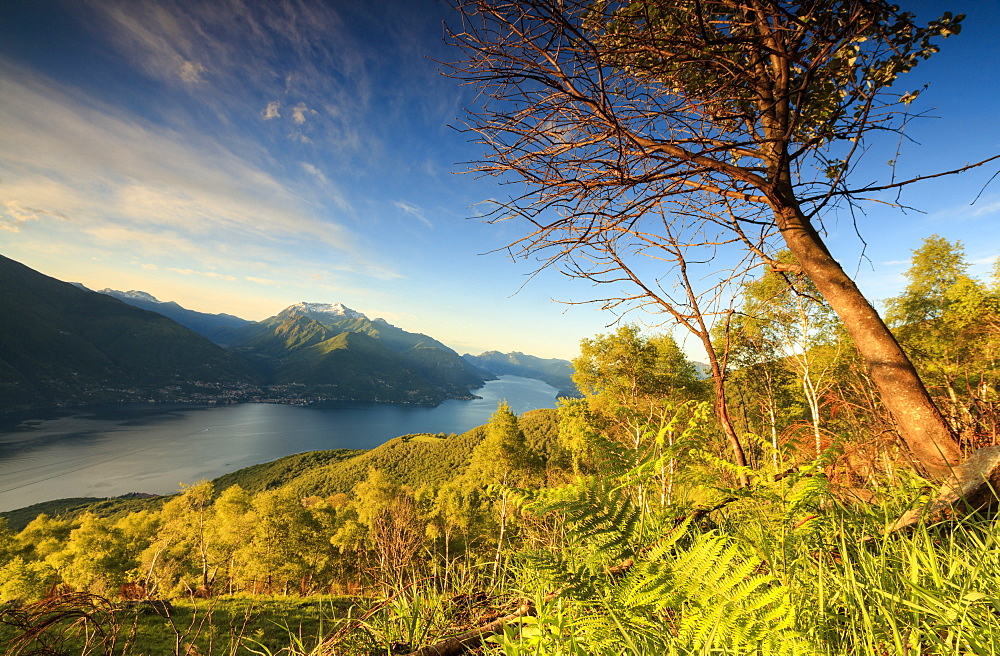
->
[0,254,258,410]
[230,303,492,403]
[97,289,252,345]
[0,408,562,530]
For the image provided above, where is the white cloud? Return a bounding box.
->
[1,200,38,232]
[393,200,432,228]
[0,64,399,281]
[970,198,1000,217]
[291,102,316,125]
[262,100,280,120]
[179,60,207,83]
[301,162,328,185]
[167,267,236,281]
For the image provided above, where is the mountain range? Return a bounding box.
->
[0,255,256,409]
[1,255,575,411]
[220,301,490,403]
[464,350,580,397]
[97,288,251,344]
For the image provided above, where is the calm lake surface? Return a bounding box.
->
[0,375,558,512]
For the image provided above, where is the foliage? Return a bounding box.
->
[571,325,707,457]
[886,235,1000,444]
[7,286,1000,654]
[574,325,703,409]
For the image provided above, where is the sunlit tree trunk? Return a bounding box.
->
[772,199,962,477]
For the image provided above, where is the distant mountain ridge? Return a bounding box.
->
[464,350,580,397]
[96,288,497,403]
[2,256,574,410]
[97,288,251,344]
[0,255,258,410]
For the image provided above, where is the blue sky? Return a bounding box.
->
[1,0,998,361]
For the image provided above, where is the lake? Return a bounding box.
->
[0,375,559,512]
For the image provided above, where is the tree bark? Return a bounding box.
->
[702,334,750,486]
[772,200,963,479]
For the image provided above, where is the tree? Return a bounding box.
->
[466,402,539,574]
[466,402,538,486]
[241,488,331,594]
[351,469,427,592]
[887,236,1000,443]
[46,514,133,595]
[730,251,842,458]
[17,514,72,560]
[449,0,999,478]
[574,325,702,411]
[0,557,54,603]
[570,326,716,463]
[140,481,216,596]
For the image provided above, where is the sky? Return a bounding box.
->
[1,0,998,362]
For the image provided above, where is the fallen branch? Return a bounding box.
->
[889,445,1000,533]
[402,600,535,656]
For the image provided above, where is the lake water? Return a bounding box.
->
[0,375,559,512]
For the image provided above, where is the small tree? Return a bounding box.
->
[466,402,538,574]
[450,0,999,478]
[887,236,1000,443]
[731,251,842,458]
[351,469,426,592]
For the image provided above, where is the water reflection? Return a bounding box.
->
[0,375,558,511]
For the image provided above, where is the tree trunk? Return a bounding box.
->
[772,201,962,479]
[701,332,750,486]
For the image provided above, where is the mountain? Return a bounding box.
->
[228,302,493,404]
[97,288,251,344]
[464,350,580,397]
[0,255,259,411]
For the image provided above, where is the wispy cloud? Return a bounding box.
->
[393,200,432,228]
[1,200,38,232]
[0,63,399,280]
[970,197,1000,217]
[179,60,208,84]
[79,0,373,154]
[167,267,238,281]
[301,163,329,185]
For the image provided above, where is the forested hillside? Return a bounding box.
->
[0,255,259,410]
[97,289,252,345]
[5,234,1000,654]
[0,259,494,409]
[463,350,579,397]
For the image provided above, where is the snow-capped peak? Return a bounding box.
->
[284,301,368,321]
[100,289,162,303]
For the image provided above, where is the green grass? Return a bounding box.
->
[1,595,359,656]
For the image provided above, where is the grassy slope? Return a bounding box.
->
[1,409,562,530]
